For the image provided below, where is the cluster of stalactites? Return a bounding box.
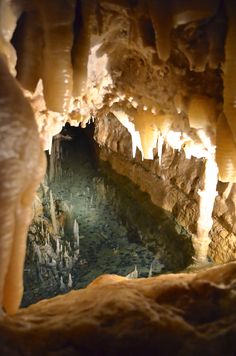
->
[13,0,76,113]
[111,94,217,163]
[5,0,223,110]
[147,0,220,63]
[7,0,93,114]
[111,106,173,162]
[1,0,236,184]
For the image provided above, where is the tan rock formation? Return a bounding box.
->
[0,0,236,353]
[0,262,236,355]
[94,114,236,263]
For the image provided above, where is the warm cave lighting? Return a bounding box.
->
[193,154,218,263]
[0,0,236,354]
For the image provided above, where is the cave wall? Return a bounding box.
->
[94,114,236,264]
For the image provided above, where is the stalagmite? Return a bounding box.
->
[49,190,58,235]
[49,135,61,182]
[192,153,218,263]
[60,276,66,291]
[34,243,42,264]
[157,134,164,165]
[126,265,138,279]
[56,239,60,256]
[148,262,153,278]
[73,219,80,248]
[0,57,45,314]
[68,273,73,288]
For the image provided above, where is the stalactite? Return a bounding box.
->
[216,114,236,182]
[148,0,219,64]
[112,109,143,159]
[34,0,76,113]
[0,56,45,315]
[134,109,158,160]
[147,0,172,61]
[223,0,236,143]
[72,0,94,97]
[192,154,218,263]
[14,9,43,92]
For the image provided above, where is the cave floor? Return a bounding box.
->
[22,126,193,307]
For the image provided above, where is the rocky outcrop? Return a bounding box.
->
[1,261,236,355]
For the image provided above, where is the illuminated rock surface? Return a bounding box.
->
[1,262,236,355]
[0,0,236,353]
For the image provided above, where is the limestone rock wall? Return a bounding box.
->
[94,114,236,263]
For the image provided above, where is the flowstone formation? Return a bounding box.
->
[0,0,236,354]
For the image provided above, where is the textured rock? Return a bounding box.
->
[7,0,236,262]
[0,262,236,355]
[94,114,236,263]
[0,1,235,353]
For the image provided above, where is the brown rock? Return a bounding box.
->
[0,263,236,355]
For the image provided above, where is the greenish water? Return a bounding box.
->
[22,125,193,306]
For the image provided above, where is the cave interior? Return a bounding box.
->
[0,0,236,354]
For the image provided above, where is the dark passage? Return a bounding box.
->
[22,123,193,306]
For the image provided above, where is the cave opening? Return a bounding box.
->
[22,121,193,306]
